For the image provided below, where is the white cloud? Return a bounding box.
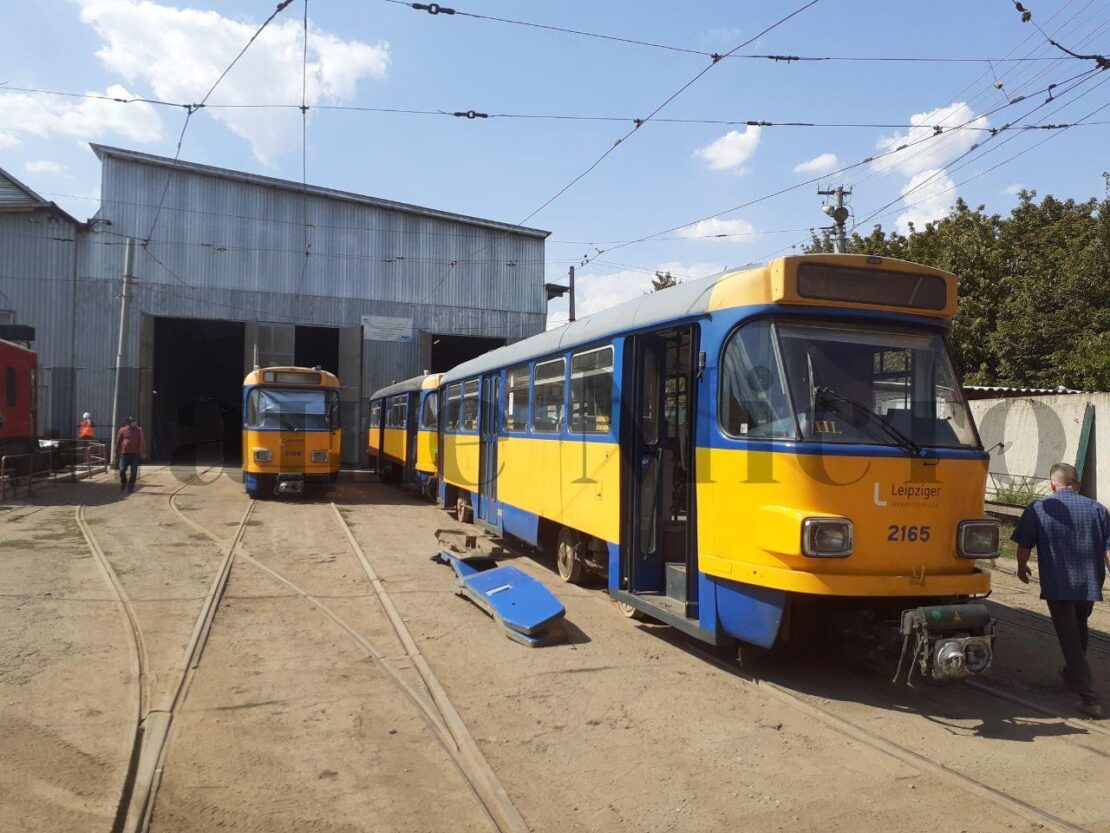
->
[694,126,761,172]
[675,218,756,240]
[76,0,390,163]
[895,169,956,233]
[24,160,66,174]
[547,261,725,326]
[872,102,988,177]
[0,84,162,149]
[1004,183,1024,195]
[866,102,988,233]
[793,152,838,174]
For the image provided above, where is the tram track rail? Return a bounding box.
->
[76,471,253,833]
[682,642,1100,833]
[161,491,530,833]
[405,510,1108,833]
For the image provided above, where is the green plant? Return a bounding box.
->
[990,474,1042,506]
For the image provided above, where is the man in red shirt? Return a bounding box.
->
[116,416,144,494]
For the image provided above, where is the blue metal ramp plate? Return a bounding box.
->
[438,552,566,642]
[462,566,565,635]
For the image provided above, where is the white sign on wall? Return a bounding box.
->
[361,315,414,343]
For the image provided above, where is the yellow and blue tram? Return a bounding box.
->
[437,254,1000,681]
[242,366,341,497]
[367,373,441,496]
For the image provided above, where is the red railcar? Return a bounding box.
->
[0,337,37,460]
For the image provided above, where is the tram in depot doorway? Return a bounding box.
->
[430,254,1001,683]
[242,366,342,498]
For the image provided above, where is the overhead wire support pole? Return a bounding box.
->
[568,266,576,322]
[110,238,136,468]
[818,186,851,253]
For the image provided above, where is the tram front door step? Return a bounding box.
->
[665,562,687,602]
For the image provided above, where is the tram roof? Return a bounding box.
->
[369,373,438,401]
[243,366,340,387]
[441,254,957,384]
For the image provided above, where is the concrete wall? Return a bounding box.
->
[969,393,1107,504]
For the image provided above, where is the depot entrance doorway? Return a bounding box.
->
[151,317,244,464]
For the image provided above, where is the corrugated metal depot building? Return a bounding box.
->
[0,145,549,463]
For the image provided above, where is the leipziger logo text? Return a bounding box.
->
[873,481,942,506]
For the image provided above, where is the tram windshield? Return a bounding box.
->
[246,388,340,431]
[719,319,978,449]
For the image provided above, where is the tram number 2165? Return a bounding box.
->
[888,524,931,542]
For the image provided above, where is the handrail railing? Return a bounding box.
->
[0,440,109,504]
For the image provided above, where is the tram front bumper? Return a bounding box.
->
[893,603,995,684]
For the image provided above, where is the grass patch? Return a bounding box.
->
[997,521,1018,560]
[990,475,1042,506]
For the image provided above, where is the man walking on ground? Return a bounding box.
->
[116,416,144,495]
[1013,463,1110,718]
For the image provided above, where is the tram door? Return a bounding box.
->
[625,326,696,613]
[476,373,500,525]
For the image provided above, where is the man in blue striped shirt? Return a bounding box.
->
[1014,463,1110,719]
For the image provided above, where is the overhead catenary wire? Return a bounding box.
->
[568,66,1103,272]
[143,0,296,249]
[418,0,824,307]
[850,64,1110,229]
[379,0,1092,64]
[842,3,1110,194]
[1013,0,1110,67]
[14,82,1110,130]
[853,75,1110,231]
[836,0,1106,194]
[299,0,311,285]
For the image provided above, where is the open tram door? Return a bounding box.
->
[475,372,501,530]
[617,325,700,626]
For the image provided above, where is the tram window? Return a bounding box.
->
[776,321,979,448]
[246,388,339,431]
[461,380,479,432]
[386,396,408,428]
[719,319,796,439]
[446,383,462,430]
[369,402,381,428]
[569,346,613,434]
[532,358,566,433]
[503,365,530,431]
[420,392,438,429]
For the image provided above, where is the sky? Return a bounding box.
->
[2,0,1108,326]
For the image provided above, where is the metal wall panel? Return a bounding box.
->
[0,211,79,436]
[9,148,549,458]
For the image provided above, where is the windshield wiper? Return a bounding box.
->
[815,386,922,456]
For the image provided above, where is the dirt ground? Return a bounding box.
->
[2,466,1108,833]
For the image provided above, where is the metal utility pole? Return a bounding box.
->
[568,265,576,322]
[818,185,852,253]
[109,238,136,466]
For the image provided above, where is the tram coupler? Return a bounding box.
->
[892,604,994,685]
[274,474,305,495]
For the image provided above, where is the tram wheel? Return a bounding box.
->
[556,527,585,584]
[455,495,472,524]
[617,601,644,620]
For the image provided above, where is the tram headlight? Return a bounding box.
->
[802,517,853,557]
[958,520,1000,558]
[311,450,329,463]
[252,448,273,463]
